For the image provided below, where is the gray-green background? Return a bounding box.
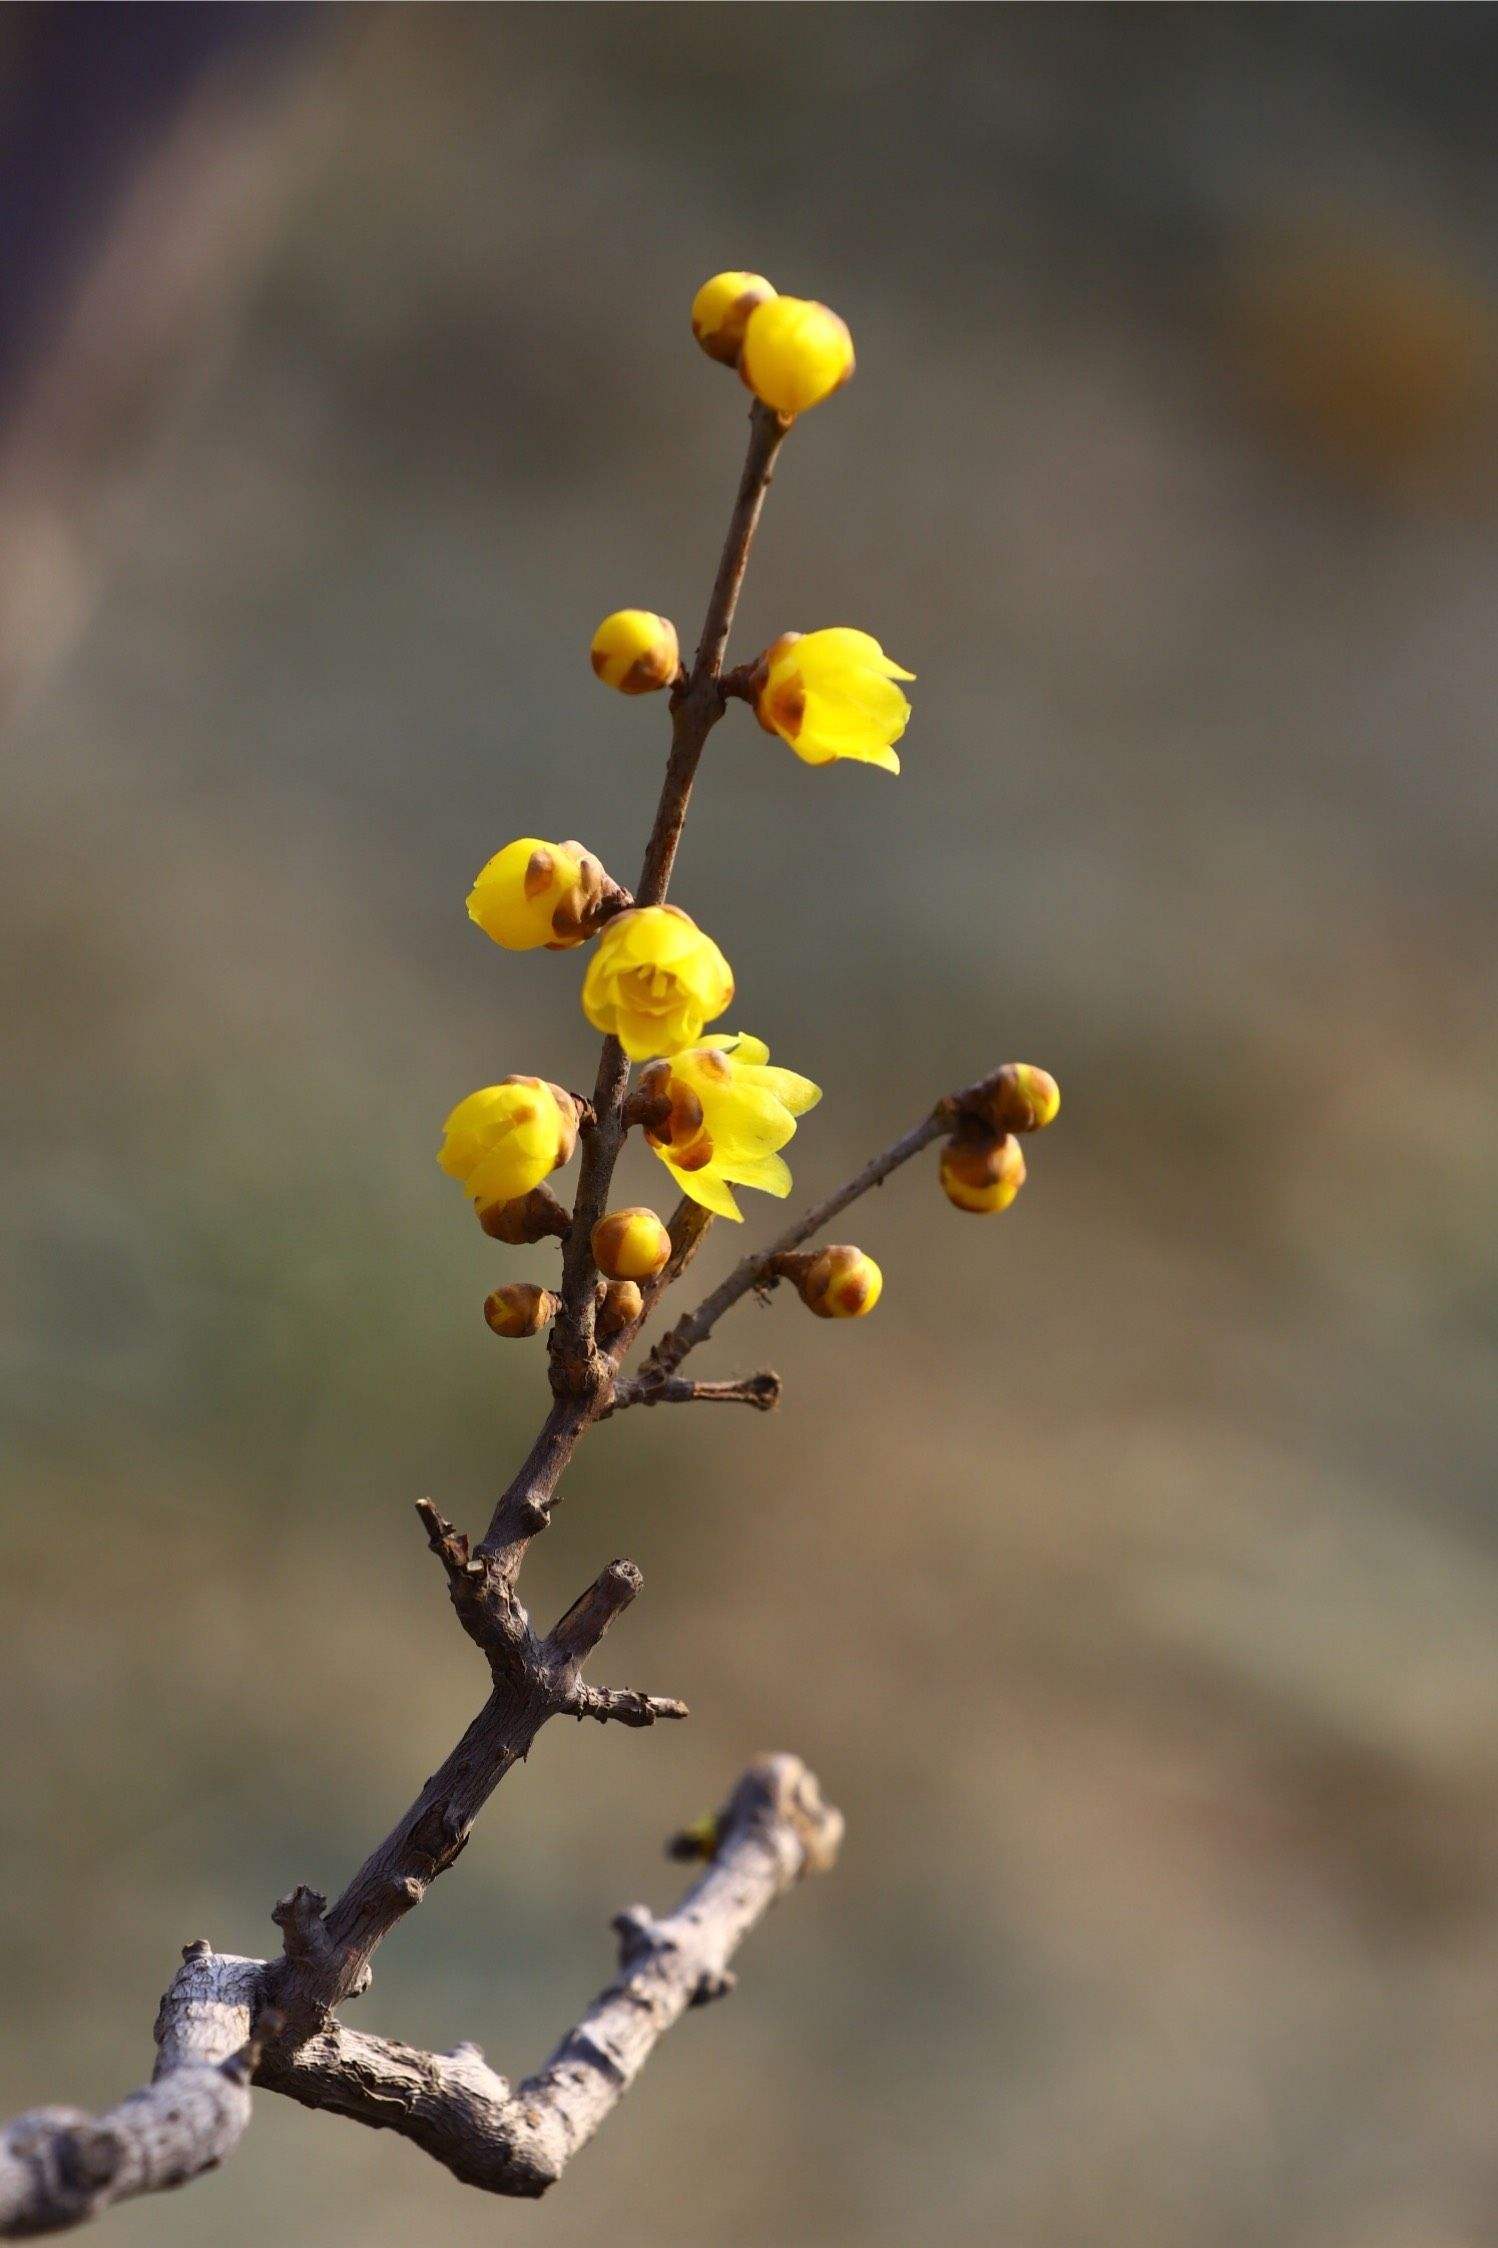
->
[3,9,1496,2244]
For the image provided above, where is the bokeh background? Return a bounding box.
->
[3,8,1496,2245]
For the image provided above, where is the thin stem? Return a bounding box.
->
[480,400,786,1559]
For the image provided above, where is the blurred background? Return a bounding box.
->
[2,8,1496,2244]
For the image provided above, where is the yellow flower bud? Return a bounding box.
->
[467,837,610,952]
[755,628,913,774]
[596,1278,644,1343]
[580,904,734,1063]
[483,1282,558,1339]
[590,609,681,696]
[691,270,776,366]
[438,1077,579,1213]
[637,1033,820,1221]
[591,1206,672,1282]
[798,1244,883,1320]
[970,1063,1061,1136]
[940,1133,1026,1215]
[739,294,855,417]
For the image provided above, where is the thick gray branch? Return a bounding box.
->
[0,1949,263,2239]
[0,1758,840,2232]
[261,1753,841,2196]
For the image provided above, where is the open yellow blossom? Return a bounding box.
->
[637,1033,821,1221]
[590,609,680,695]
[754,628,913,774]
[691,271,776,366]
[739,295,855,416]
[467,836,607,951]
[580,904,734,1063]
[438,1077,579,1214]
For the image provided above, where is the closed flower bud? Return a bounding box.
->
[590,609,680,695]
[596,1278,644,1343]
[970,1062,1061,1136]
[754,628,913,774]
[581,904,734,1062]
[478,1185,571,1245]
[691,270,776,366]
[483,1282,558,1339]
[467,836,613,952]
[940,1133,1026,1215]
[740,295,855,417]
[439,1077,579,1213]
[591,1206,672,1282]
[796,1244,883,1320]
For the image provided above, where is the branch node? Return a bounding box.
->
[271,1885,334,1967]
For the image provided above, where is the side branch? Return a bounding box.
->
[258,1754,841,2198]
[609,1370,781,1415]
[642,1062,1019,1382]
[0,1757,842,2233]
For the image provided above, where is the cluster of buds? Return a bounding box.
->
[939,1064,1061,1216]
[772,1245,884,1321]
[690,269,855,417]
[438,270,1060,1364]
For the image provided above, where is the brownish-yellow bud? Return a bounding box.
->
[940,1133,1026,1215]
[797,1244,883,1320]
[477,1185,571,1245]
[971,1063,1061,1136]
[483,1282,559,1339]
[691,271,776,366]
[666,1810,721,1862]
[590,610,680,695]
[591,1206,672,1283]
[596,1278,645,1343]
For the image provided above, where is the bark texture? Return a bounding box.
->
[0,1759,840,2233]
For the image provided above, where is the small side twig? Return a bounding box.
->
[609,1370,781,1415]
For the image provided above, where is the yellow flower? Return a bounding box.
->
[939,1133,1026,1215]
[799,1245,883,1320]
[438,1077,579,1214]
[740,295,855,416]
[691,271,776,366]
[637,1033,821,1221]
[591,1206,672,1282]
[467,836,607,952]
[754,629,913,774]
[590,609,680,695]
[580,905,734,1063]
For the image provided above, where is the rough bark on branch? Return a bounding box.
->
[0,1758,840,2233]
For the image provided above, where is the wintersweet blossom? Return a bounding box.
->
[590,609,680,695]
[637,1033,821,1221]
[691,271,776,366]
[739,295,854,416]
[438,1077,579,1215]
[754,629,913,774]
[580,905,733,1062]
[467,837,606,952]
